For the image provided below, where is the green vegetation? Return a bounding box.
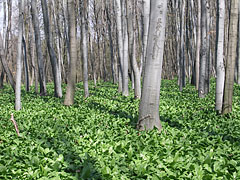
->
[0,80,240,179]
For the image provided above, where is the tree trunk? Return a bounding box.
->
[115,0,124,93]
[15,0,24,111]
[215,0,225,113]
[222,0,238,114]
[31,0,47,95]
[141,0,150,75]
[22,36,30,92]
[198,0,207,98]
[137,0,167,131]
[41,0,62,97]
[195,0,201,90]
[64,0,77,105]
[81,0,89,98]
[179,0,186,92]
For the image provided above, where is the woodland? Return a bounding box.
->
[0,0,240,179]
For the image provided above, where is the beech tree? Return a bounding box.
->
[15,0,25,111]
[222,0,238,114]
[215,0,225,113]
[137,0,167,131]
[64,0,77,105]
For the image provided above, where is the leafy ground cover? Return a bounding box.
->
[0,80,240,179]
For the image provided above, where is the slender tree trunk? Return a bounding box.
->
[195,0,201,90]
[115,0,124,93]
[81,0,89,98]
[198,0,207,98]
[41,0,62,97]
[223,0,238,114]
[22,36,30,92]
[137,0,167,131]
[141,0,150,75]
[179,0,185,91]
[215,0,225,113]
[15,0,24,111]
[64,0,77,105]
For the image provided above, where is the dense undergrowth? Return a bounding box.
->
[0,80,240,179]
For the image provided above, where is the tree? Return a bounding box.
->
[31,0,47,95]
[41,0,62,98]
[64,0,77,105]
[195,0,201,90]
[179,0,186,91]
[81,0,89,98]
[137,0,168,131]
[198,0,208,98]
[222,0,238,114]
[215,0,225,113]
[15,0,25,111]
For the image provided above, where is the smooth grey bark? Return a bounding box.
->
[64,0,77,105]
[137,0,167,131]
[215,0,225,113]
[41,0,62,98]
[141,0,150,75]
[122,0,129,96]
[31,0,47,95]
[106,5,117,84]
[223,0,238,114]
[81,0,89,98]
[198,0,207,98]
[195,0,201,90]
[179,0,185,92]
[128,0,141,99]
[115,0,124,93]
[22,36,30,92]
[15,0,24,111]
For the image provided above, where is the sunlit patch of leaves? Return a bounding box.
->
[0,80,240,179]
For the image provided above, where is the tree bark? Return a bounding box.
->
[223,0,238,114]
[15,0,25,111]
[64,0,77,105]
[137,0,167,131]
[195,0,201,90]
[215,0,225,113]
[198,0,207,98]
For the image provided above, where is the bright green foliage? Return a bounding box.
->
[0,80,240,179]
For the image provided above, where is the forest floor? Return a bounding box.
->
[0,80,240,179]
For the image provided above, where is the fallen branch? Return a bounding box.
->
[10,113,20,136]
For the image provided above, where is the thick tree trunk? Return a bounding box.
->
[41,0,62,98]
[64,0,77,105]
[15,0,24,111]
[215,0,225,113]
[223,0,238,114]
[137,0,167,131]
